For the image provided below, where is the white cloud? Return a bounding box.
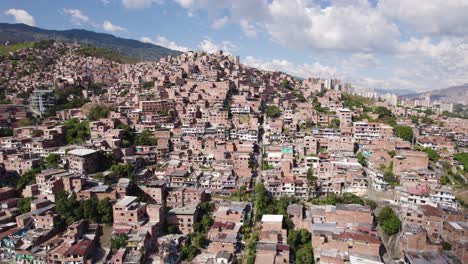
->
[4,9,35,26]
[173,0,399,52]
[62,9,90,25]
[244,56,337,78]
[239,20,256,37]
[174,0,194,9]
[211,16,229,29]
[171,0,468,91]
[198,38,238,55]
[122,0,162,9]
[102,20,127,32]
[378,0,468,36]
[265,0,400,52]
[343,53,379,71]
[141,36,190,52]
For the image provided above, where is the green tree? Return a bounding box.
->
[18,197,32,213]
[135,129,157,146]
[82,196,99,222]
[142,81,154,89]
[454,153,468,173]
[357,152,367,167]
[330,118,340,129]
[18,118,33,127]
[45,153,61,168]
[106,164,134,184]
[295,244,314,264]
[378,207,400,235]
[87,105,110,121]
[265,105,282,119]
[393,126,413,142]
[442,241,452,251]
[254,183,270,221]
[16,167,41,191]
[97,198,113,224]
[32,130,44,137]
[383,167,399,187]
[0,128,13,137]
[64,119,90,144]
[280,79,291,89]
[111,234,128,251]
[307,167,317,185]
[419,147,440,162]
[181,244,199,261]
[118,124,136,147]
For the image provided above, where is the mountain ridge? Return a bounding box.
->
[0,23,182,61]
[404,84,468,105]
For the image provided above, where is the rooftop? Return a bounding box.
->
[115,196,138,207]
[168,205,197,215]
[261,214,283,222]
[68,148,98,157]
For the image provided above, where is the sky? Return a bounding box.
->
[1,0,468,93]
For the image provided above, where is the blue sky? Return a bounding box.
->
[1,0,468,93]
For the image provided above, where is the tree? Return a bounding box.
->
[45,153,61,168]
[442,242,452,251]
[266,105,282,119]
[135,129,157,146]
[280,79,291,89]
[181,244,199,261]
[254,183,270,221]
[87,105,110,121]
[357,152,367,167]
[18,197,32,213]
[97,198,113,224]
[18,118,33,127]
[104,163,135,184]
[118,124,136,147]
[32,130,44,137]
[111,234,128,251]
[0,128,13,137]
[454,153,468,173]
[16,167,41,191]
[307,167,317,185]
[64,119,90,144]
[378,207,400,235]
[330,118,340,129]
[420,147,440,162]
[393,126,413,142]
[295,244,314,264]
[383,168,399,187]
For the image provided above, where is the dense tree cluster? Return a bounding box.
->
[55,191,113,226]
[265,105,282,119]
[310,193,377,209]
[180,202,214,261]
[454,153,468,173]
[393,125,414,142]
[64,119,90,144]
[87,105,111,121]
[288,229,313,264]
[378,207,400,235]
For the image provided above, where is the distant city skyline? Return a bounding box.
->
[1,0,468,92]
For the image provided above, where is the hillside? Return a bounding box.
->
[0,23,181,61]
[405,84,468,105]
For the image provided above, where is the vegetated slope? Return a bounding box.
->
[0,23,182,61]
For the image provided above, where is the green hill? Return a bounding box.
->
[0,23,182,61]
